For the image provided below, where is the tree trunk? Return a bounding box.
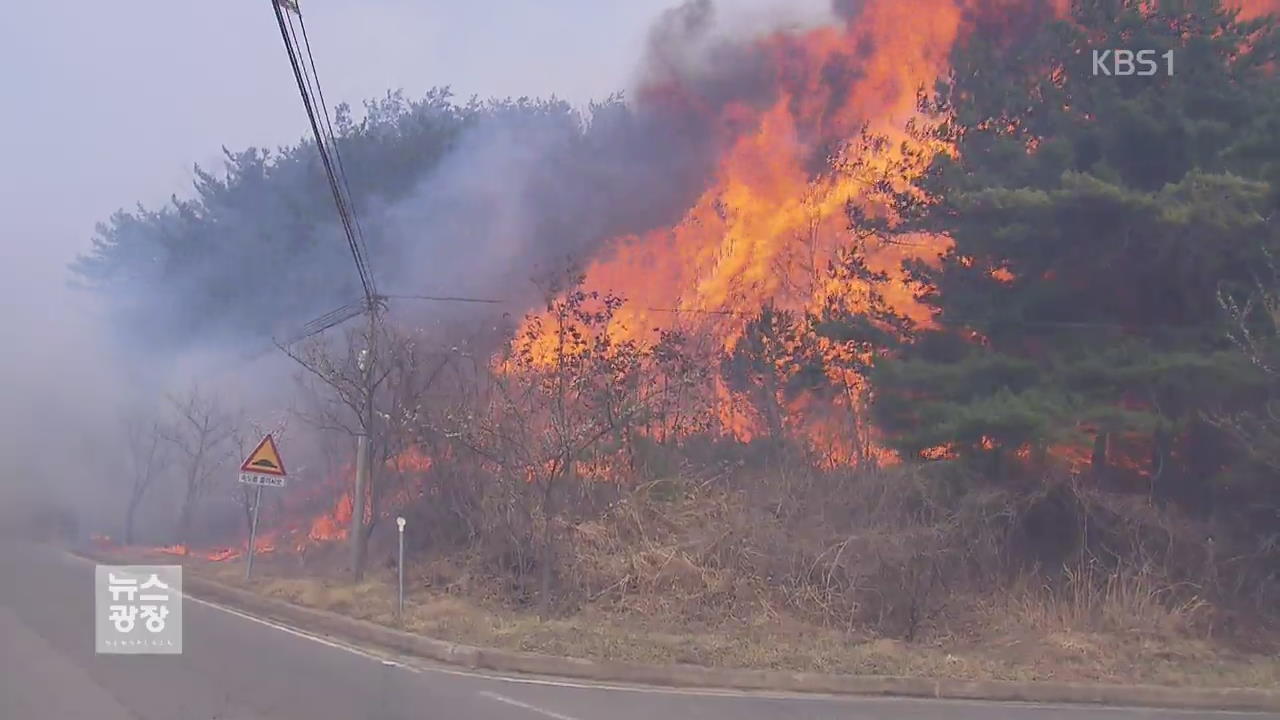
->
[177,496,195,549]
[539,471,559,618]
[760,373,785,443]
[1091,432,1109,480]
[1151,427,1171,500]
[124,495,141,546]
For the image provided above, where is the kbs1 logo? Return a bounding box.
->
[1092,49,1175,77]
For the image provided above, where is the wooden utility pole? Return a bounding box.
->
[352,302,376,581]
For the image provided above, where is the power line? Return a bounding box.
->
[344,295,1233,334]
[384,294,506,305]
[269,0,375,303]
[293,9,374,289]
[282,301,367,345]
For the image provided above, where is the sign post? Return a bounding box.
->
[396,516,406,622]
[238,434,289,580]
[245,486,264,581]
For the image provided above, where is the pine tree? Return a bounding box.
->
[873,0,1280,497]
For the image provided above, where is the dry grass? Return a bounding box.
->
[179,553,1280,689]
[998,564,1211,638]
[102,460,1280,690]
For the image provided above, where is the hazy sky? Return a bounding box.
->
[0,0,831,377]
[2,1,679,280]
[0,0,828,286]
[2,0,718,506]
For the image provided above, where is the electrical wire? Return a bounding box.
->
[269,0,374,303]
[383,294,506,305]
[293,9,375,295]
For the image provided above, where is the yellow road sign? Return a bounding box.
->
[240,435,287,477]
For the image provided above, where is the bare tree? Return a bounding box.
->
[1216,247,1280,470]
[1208,246,1280,607]
[280,311,449,580]
[161,386,235,548]
[122,412,168,545]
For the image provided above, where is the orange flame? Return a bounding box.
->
[514,0,1039,456]
[1235,0,1280,18]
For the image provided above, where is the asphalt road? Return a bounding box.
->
[0,540,1274,720]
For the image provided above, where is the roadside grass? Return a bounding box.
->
[176,551,1280,689]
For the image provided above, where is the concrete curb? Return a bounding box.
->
[84,551,1280,713]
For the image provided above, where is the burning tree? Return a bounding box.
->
[873,1,1280,484]
[446,280,700,612]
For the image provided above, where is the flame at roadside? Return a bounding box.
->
[200,447,432,560]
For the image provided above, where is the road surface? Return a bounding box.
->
[0,540,1273,720]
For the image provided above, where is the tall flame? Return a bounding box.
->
[587,1,976,347]
[515,0,1066,451]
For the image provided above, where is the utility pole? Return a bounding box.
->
[270,0,382,583]
[352,426,368,580]
[353,309,373,581]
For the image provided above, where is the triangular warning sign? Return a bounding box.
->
[240,434,287,476]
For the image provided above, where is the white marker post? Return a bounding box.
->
[396,516,406,622]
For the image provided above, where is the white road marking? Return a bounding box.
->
[479,690,584,720]
[184,594,406,667]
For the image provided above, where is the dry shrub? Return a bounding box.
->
[552,459,1017,638]
[986,476,1276,646]
[1003,563,1212,638]
[406,442,1277,643]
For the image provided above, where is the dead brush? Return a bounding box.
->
[556,462,1017,638]
[1005,561,1212,638]
[445,449,1267,644]
[566,479,754,620]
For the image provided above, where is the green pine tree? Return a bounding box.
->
[872,0,1280,499]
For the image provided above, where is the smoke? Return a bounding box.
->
[0,212,130,538]
[375,103,711,308]
[377,0,837,313]
[9,0,852,543]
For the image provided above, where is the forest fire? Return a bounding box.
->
[139,0,1280,560]
[54,1,1280,694]
[511,0,1072,456]
[1240,0,1280,17]
[234,448,430,557]
[581,1,967,344]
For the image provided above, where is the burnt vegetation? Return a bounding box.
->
[78,0,1280,654]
